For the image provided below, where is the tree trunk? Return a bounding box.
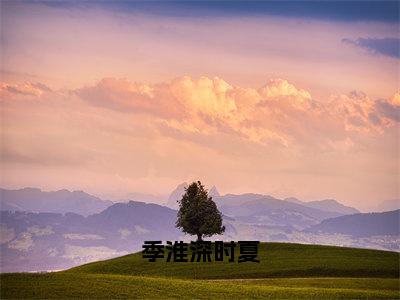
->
[196,233,203,242]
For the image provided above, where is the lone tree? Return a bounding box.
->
[176,181,225,241]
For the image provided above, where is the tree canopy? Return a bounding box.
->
[176,181,225,241]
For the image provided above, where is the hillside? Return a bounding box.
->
[68,242,399,279]
[306,210,400,237]
[0,201,182,272]
[2,197,399,273]
[1,243,399,299]
[0,186,397,274]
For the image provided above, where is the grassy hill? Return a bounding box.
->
[1,243,399,299]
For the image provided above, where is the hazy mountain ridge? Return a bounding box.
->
[285,197,359,215]
[166,182,188,209]
[166,183,220,209]
[306,210,400,237]
[375,199,400,212]
[1,186,398,272]
[166,183,360,218]
[125,192,167,204]
[86,201,180,237]
[214,194,352,230]
[0,201,182,272]
[1,203,398,272]
[0,188,113,217]
[1,185,359,219]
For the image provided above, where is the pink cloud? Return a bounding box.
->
[1,77,398,208]
[74,76,398,148]
[0,82,51,97]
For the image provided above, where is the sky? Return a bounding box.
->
[0,1,399,211]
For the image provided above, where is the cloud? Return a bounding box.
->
[1,77,398,207]
[0,225,15,245]
[3,77,398,151]
[118,228,131,239]
[76,76,237,122]
[76,78,179,118]
[3,2,397,102]
[134,225,150,235]
[259,78,311,100]
[62,245,128,263]
[27,225,54,236]
[37,1,400,23]
[0,82,51,97]
[327,91,394,133]
[375,93,400,122]
[4,226,54,254]
[76,76,398,148]
[8,232,34,252]
[342,37,400,59]
[63,233,104,240]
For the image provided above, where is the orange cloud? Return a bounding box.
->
[74,76,398,148]
[0,82,51,98]
[1,76,398,151]
[1,77,398,207]
[327,91,395,133]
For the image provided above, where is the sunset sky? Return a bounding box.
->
[1,1,399,211]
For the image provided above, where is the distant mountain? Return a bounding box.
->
[284,197,303,205]
[285,197,359,215]
[165,182,188,209]
[165,183,220,209]
[375,199,400,212]
[124,192,167,204]
[305,199,359,215]
[209,186,220,198]
[215,194,343,230]
[1,186,398,272]
[305,210,400,237]
[0,188,113,216]
[1,201,182,272]
[1,193,398,272]
[86,201,180,238]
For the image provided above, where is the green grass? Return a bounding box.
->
[1,243,399,299]
[68,242,400,279]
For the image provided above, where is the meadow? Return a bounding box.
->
[1,243,399,299]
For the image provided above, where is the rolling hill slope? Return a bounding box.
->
[1,243,399,299]
[67,242,399,279]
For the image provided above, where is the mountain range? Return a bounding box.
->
[165,182,220,209]
[0,188,112,217]
[375,199,400,212]
[0,185,398,272]
[214,193,355,230]
[284,197,359,215]
[306,210,400,238]
[0,201,181,272]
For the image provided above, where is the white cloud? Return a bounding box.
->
[8,232,34,252]
[63,233,104,240]
[62,245,128,263]
[134,225,150,235]
[0,225,15,245]
[27,225,54,236]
